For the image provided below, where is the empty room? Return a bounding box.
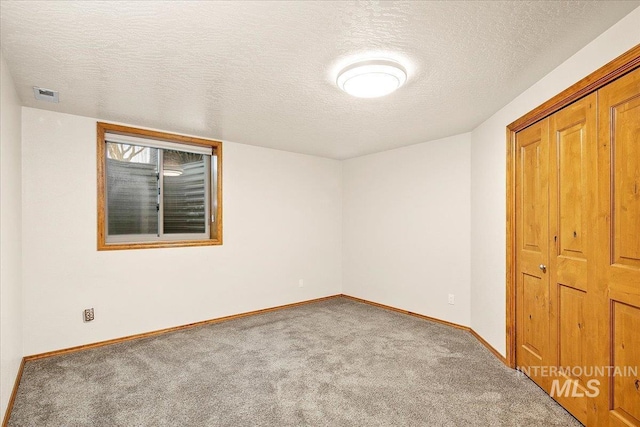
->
[1,1,639,426]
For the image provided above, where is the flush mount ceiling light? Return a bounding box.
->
[337,59,407,98]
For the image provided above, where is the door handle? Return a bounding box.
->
[539,264,547,273]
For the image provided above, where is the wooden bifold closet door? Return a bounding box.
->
[515,67,640,427]
[593,68,640,427]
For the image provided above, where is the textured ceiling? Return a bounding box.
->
[1,1,638,159]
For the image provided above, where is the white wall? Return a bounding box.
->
[470,6,640,356]
[343,134,471,327]
[0,53,23,420]
[21,108,342,355]
[7,4,640,374]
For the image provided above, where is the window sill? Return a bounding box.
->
[97,238,222,251]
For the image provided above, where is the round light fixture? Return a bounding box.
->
[163,151,184,177]
[337,59,407,98]
[163,168,183,177]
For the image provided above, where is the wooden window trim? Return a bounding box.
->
[97,122,223,251]
[505,43,640,368]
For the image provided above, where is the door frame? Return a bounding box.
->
[505,44,640,368]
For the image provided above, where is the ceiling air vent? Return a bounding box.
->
[33,86,59,103]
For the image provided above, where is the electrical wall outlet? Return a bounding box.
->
[448,294,455,305]
[298,279,304,288]
[83,308,95,322]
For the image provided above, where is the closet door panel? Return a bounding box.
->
[548,93,597,424]
[596,67,640,427]
[606,70,640,293]
[611,302,640,425]
[557,285,586,370]
[521,273,548,358]
[612,95,640,270]
[557,121,587,258]
[515,120,551,390]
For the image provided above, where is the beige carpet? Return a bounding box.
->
[9,297,581,426]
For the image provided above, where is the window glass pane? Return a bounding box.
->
[106,143,159,236]
[163,150,207,234]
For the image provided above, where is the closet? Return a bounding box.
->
[514,66,639,426]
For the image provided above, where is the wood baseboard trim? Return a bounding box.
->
[25,294,342,362]
[469,328,507,365]
[341,294,508,366]
[341,294,470,331]
[2,357,25,427]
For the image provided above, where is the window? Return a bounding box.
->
[97,122,222,250]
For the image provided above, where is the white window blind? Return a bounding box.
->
[105,132,213,156]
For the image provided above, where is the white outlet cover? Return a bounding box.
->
[83,308,95,322]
